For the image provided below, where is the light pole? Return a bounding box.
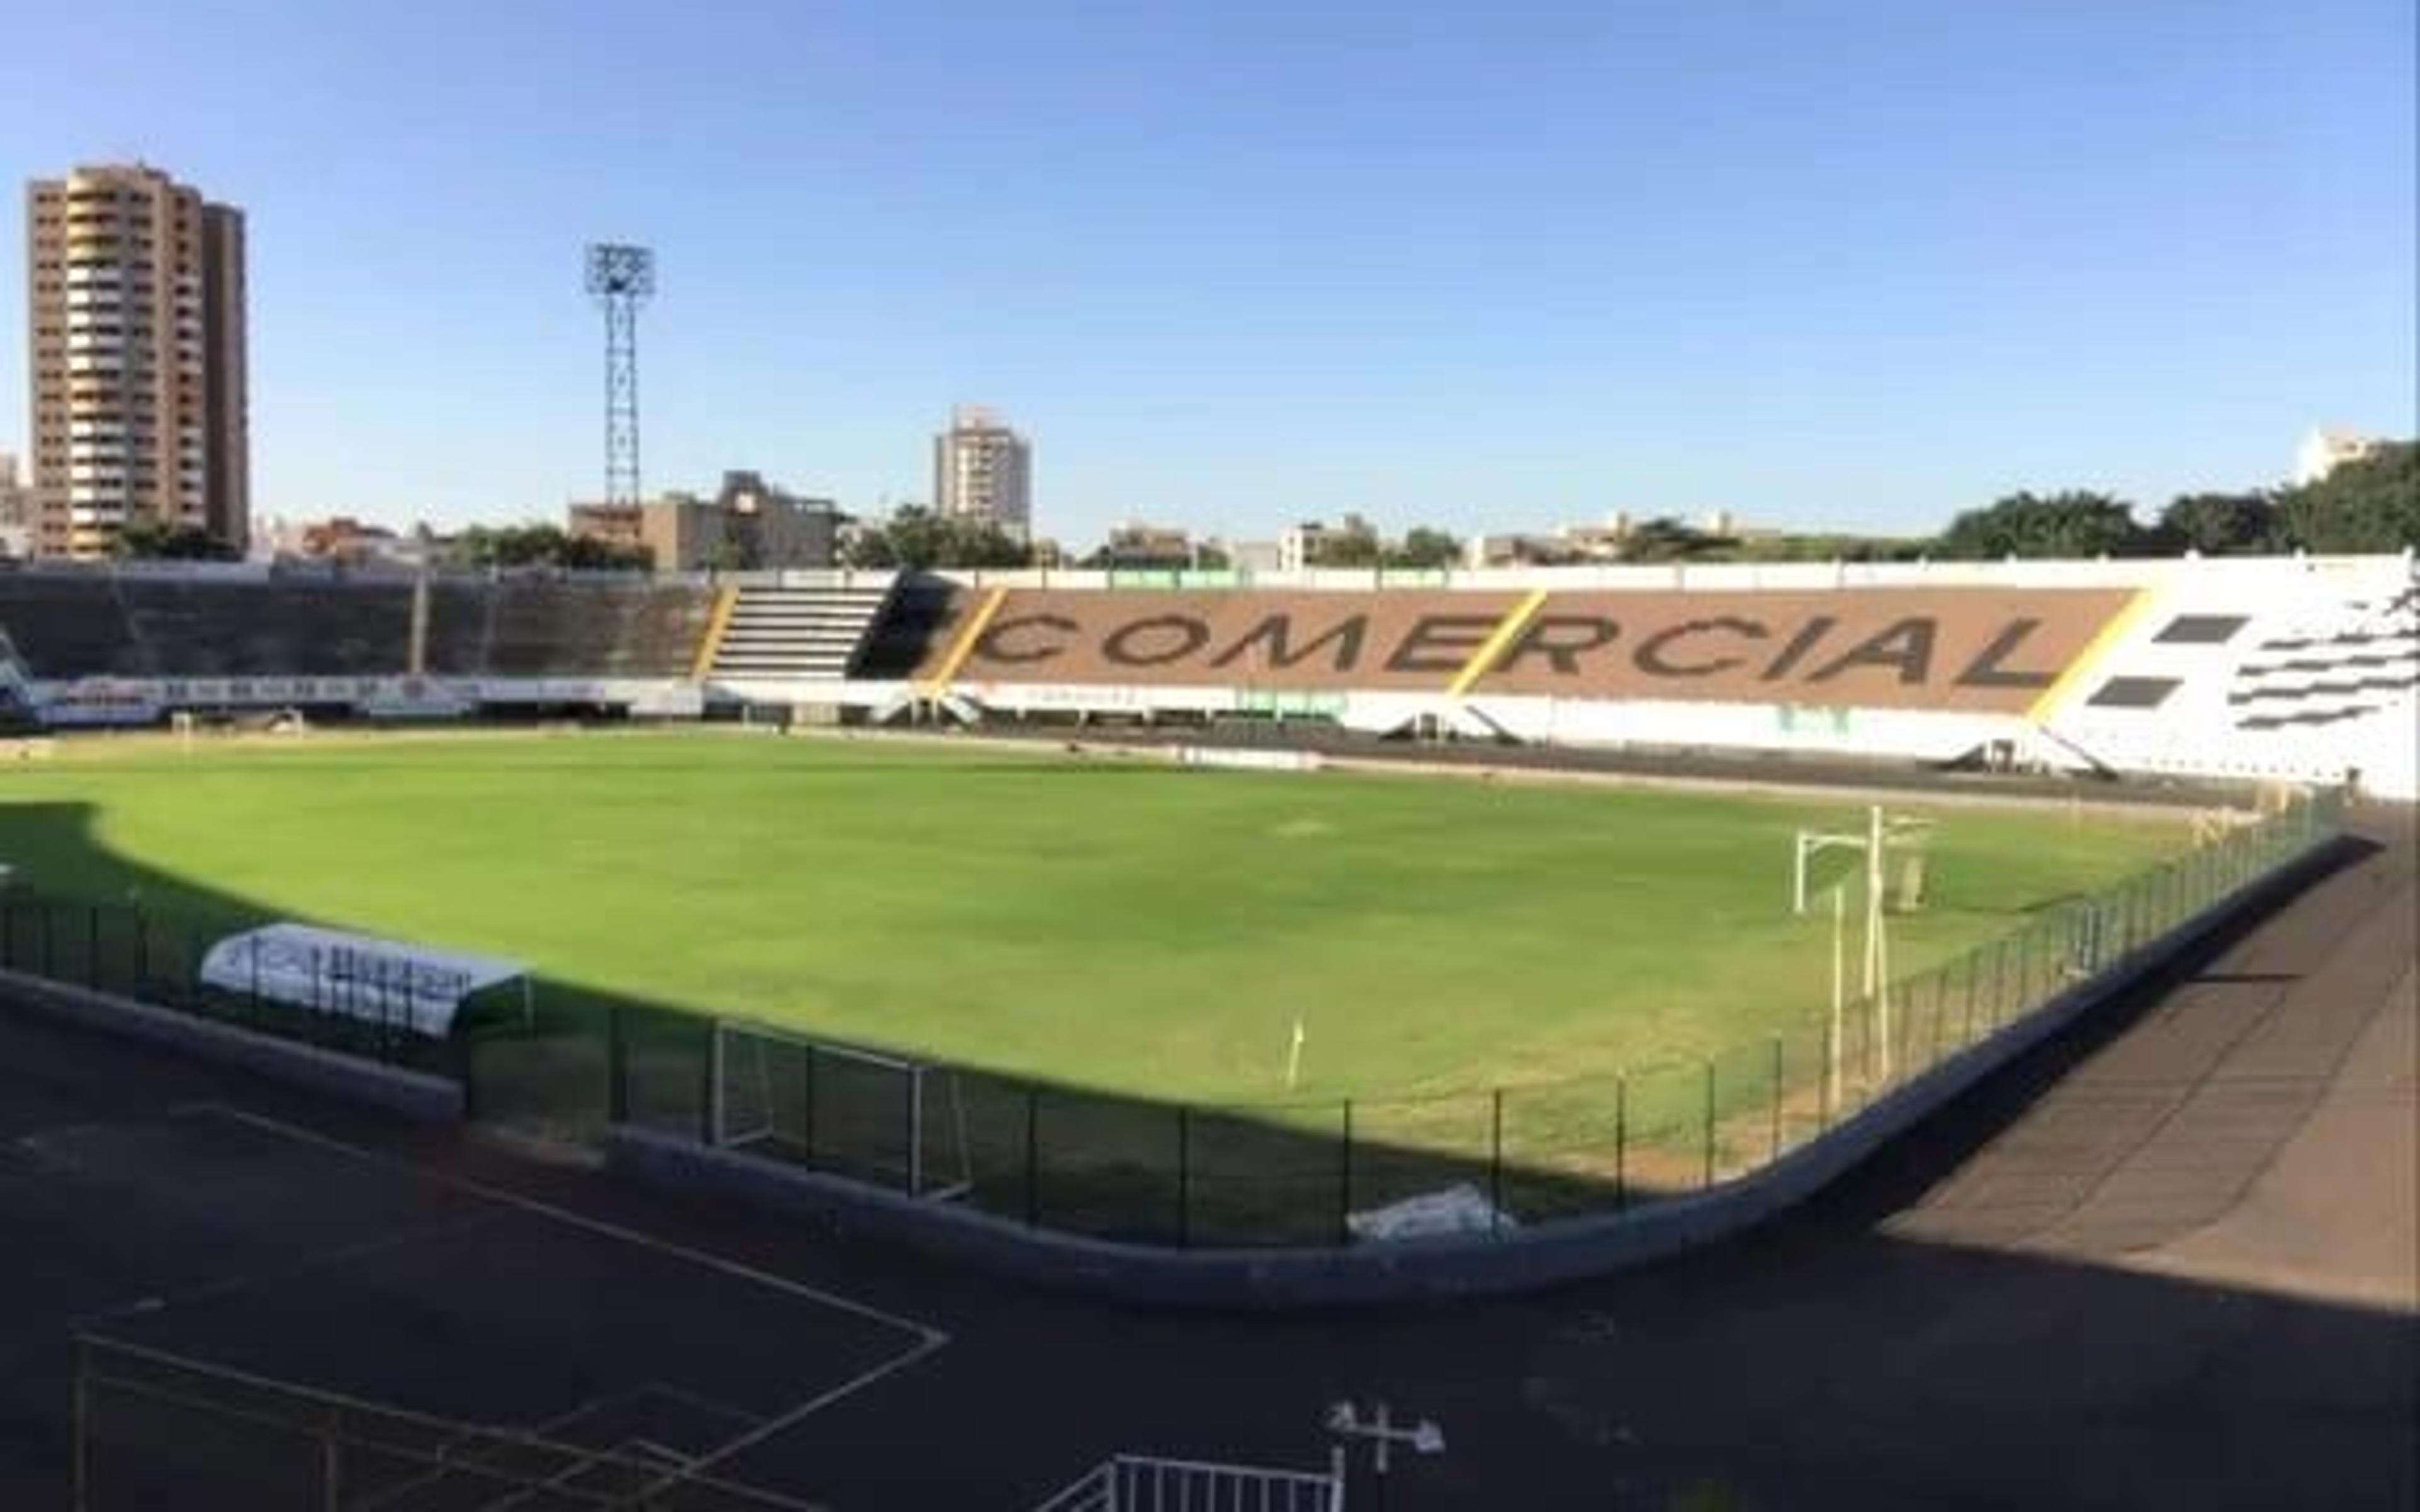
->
[1327,1399,1445,1508]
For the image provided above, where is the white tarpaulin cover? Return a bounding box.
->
[1346,1184,1519,1243]
[198,924,528,1038]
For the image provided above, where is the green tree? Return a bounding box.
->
[843,506,1034,570]
[1934,490,2149,559]
[1617,515,1729,563]
[1386,527,1463,570]
[447,523,648,570]
[112,517,239,561]
[2156,491,2281,556]
[2274,442,2418,554]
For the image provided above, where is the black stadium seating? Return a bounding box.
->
[116,578,414,678]
[0,569,714,689]
[0,573,145,679]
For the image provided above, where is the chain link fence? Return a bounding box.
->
[0,790,2339,1249]
[71,1336,819,1511]
[609,789,2341,1246]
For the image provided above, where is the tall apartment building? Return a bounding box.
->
[933,404,1032,540]
[25,163,249,559]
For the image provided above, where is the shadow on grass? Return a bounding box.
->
[0,796,2356,1256]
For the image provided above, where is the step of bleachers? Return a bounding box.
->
[706,584,894,682]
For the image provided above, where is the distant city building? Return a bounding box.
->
[1217,539,1281,573]
[1278,521,1328,573]
[0,452,27,559]
[1279,515,1383,571]
[569,469,838,570]
[256,515,439,569]
[26,162,249,559]
[1463,532,1574,568]
[1461,510,1768,568]
[1095,520,1197,569]
[933,406,1032,541]
[2295,428,2382,486]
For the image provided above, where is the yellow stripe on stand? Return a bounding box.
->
[691,587,740,679]
[2025,587,2159,723]
[916,585,1011,699]
[1445,588,1552,699]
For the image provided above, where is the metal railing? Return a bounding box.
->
[1031,1452,1345,1512]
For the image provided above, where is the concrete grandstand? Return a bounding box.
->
[1,553,2412,796]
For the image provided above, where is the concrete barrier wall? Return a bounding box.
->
[609,832,2349,1308]
[0,968,464,1125]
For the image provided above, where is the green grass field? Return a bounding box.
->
[0,730,2187,1109]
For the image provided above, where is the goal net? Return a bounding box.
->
[708,1021,973,1201]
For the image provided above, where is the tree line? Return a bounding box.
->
[1932,441,2416,559]
[102,438,2413,567]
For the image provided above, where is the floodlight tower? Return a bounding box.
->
[583,243,655,508]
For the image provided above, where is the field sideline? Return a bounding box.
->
[0,730,2187,1104]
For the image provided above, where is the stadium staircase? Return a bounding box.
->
[706,579,897,683]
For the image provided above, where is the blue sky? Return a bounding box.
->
[2,0,2411,544]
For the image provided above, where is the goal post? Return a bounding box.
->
[707,1019,972,1201]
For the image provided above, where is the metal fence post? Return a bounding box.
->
[1821,1014,1837,1131]
[133,909,148,994]
[606,1003,628,1124]
[69,1336,90,1512]
[321,1406,343,1512]
[188,922,205,1011]
[86,905,101,991]
[1769,1036,1784,1162]
[1175,1106,1191,1249]
[802,1043,819,1162]
[40,903,54,978]
[1613,1073,1629,1211]
[1023,1085,1040,1227]
[1701,1059,1717,1188]
[1337,1099,1355,1244]
[902,1065,918,1196]
[695,1017,716,1143]
[1489,1089,1505,1238]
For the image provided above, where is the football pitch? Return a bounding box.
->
[0,730,2187,1107]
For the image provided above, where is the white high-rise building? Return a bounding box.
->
[933,405,1032,540]
[2295,427,2381,487]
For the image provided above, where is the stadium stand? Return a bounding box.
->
[707,581,896,681]
[466,578,713,680]
[0,556,2408,796]
[0,572,145,679]
[417,580,496,679]
[117,576,413,679]
[869,556,2418,798]
[848,575,959,682]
